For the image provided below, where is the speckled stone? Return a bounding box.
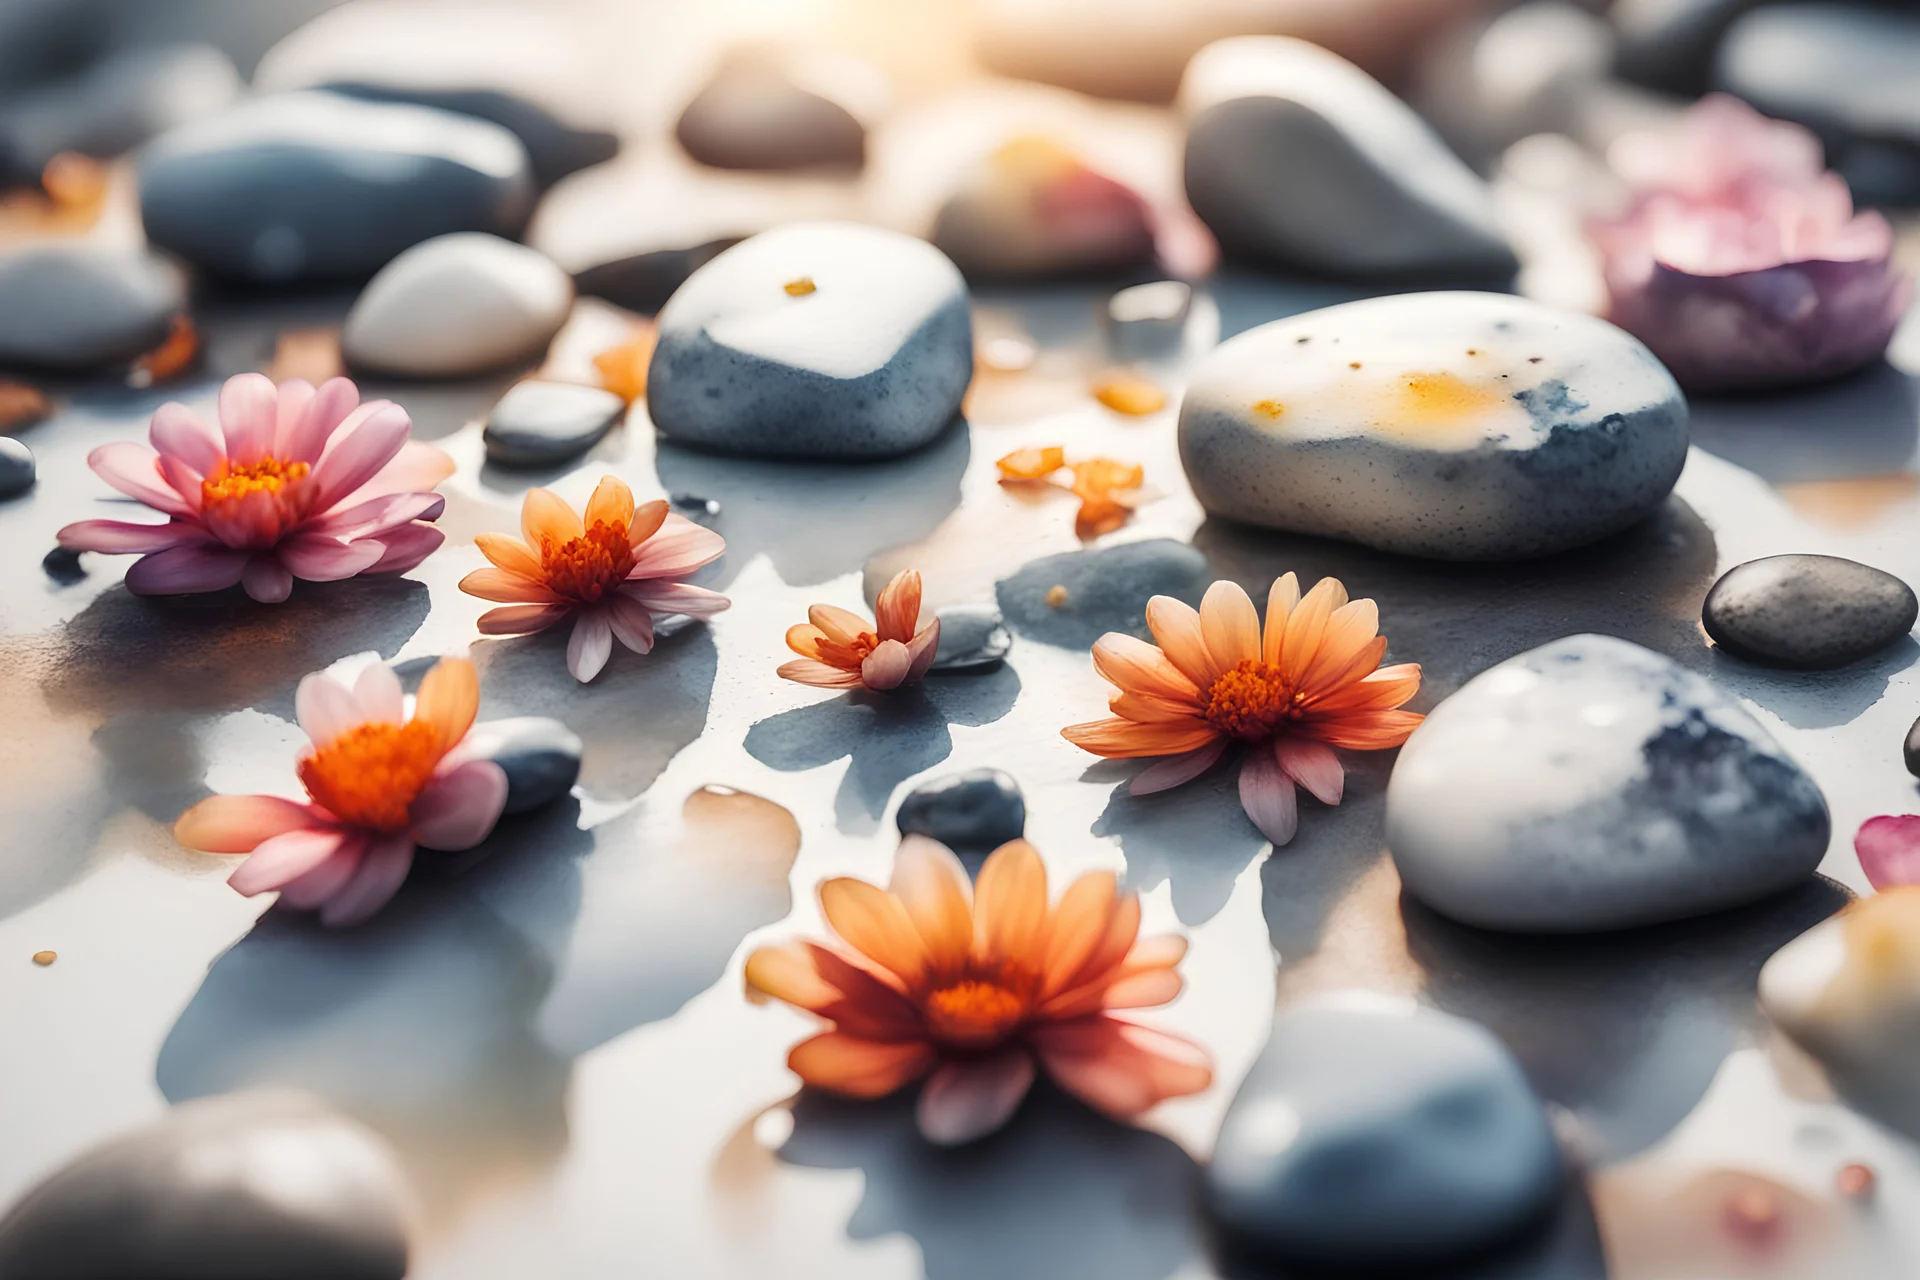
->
[342,233,573,379]
[0,246,183,372]
[995,538,1210,650]
[895,768,1026,853]
[138,91,535,284]
[0,437,33,498]
[647,223,973,459]
[928,605,1012,672]
[1178,291,1689,561]
[462,716,582,814]
[1388,634,1830,932]
[483,380,626,468]
[675,60,866,171]
[1207,993,1563,1266]
[1703,555,1917,670]
[0,1090,412,1280]
[1180,37,1516,280]
[316,82,616,190]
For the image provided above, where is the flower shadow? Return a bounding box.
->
[776,1080,1205,1280]
[744,666,1022,834]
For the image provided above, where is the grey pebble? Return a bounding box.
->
[928,605,1012,672]
[1703,554,1917,670]
[0,436,33,498]
[483,380,626,468]
[0,245,183,372]
[461,717,583,816]
[896,768,1027,854]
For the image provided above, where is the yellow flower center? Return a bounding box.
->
[541,520,635,604]
[200,456,312,509]
[298,720,442,833]
[924,978,1030,1049]
[1205,659,1305,742]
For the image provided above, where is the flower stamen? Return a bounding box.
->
[541,520,635,604]
[924,978,1030,1049]
[298,719,442,833]
[200,456,312,509]
[1204,659,1304,741]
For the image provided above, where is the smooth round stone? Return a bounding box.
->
[0,246,183,372]
[0,43,239,185]
[1180,37,1516,280]
[0,436,33,498]
[1178,291,1689,561]
[674,58,866,171]
[342,233,572,379]
[316,82,616,191]
[1703,555,1917,671]
[928,605,1013,672]
[1614,0,1760,95]
[0,1090,412,1280]
[138,91,535,284]
[1207,993,1562,1266]
[1906,716,1920,779]
[573,239,740,316]
[895,768,1027,853]
[1388,634,1831,933]
[1105,280,1192,361]
[483,380,625,468]
[462,716,582,815]
[647,222,973,459]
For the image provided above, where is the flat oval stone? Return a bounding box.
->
[1388,634,1830,932]
[895,768,1026,853]
[1180,37,1516,279]
[1179,291,1689,560]
[138,91,535,284]
[1905,716,1920,779]
[1206,993,1562,1266]
[648,222,973,459]
[483,380,625,468]
[0,1090,412,1279]
[1105,279,1192,361]
[1703,554,1917,670]
[928,605,1012,672]
[342,233,573,379]
[675,58,866,171]
[0,246,183,371]
[316,82,616,191]
[0,436,33,498]
[0,43,239,185]
[461,717,583,815]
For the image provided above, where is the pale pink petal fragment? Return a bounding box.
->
[363,524,444,575]
[351,661,404,726]
[89,441,196,517]
[296,671,362,747]
[410,759,509,851]
[567,609,614,682]
[478,603,573,636]
[56,518,198,554]
[618,580,732,619]
[1856,815,1920,891]
[309,401,411,508]
[915,1049,1037,1146]
[861,638,913,691]
[149,401,224,474]
[281,376,359,464]
[318,835,415,927]
[1275,737,1345,807]
[275,837,367,911]
[276,536,385,582]
[174,794,321,853]
[241,554,294,603]
[904,620,941,682]
[1129,738,1227,796]
[777,658,866,688]
[627,517,726,578]
[124,545,248,595]
[306,492,445,539]
[218,372,279,465]
[604,592,656,654]
[228,827,349,896]
[1238,748,1299,846]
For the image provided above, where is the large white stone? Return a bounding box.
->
[1178,291,1688,560]
[341,232,572,378]
[1388,635,1830,932]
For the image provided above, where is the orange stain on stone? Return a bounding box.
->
[1253,399,1286,419]
[1395,371,1506,424]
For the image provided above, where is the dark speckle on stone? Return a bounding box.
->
[997,539,1209,650]
[929,605,1012,672]
[1703,554,1918,670]
[896,768,1026,854]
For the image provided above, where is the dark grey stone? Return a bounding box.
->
[928,604,1012,672]
[0,1090,413,1279]
[0,43,239,185]
[1104,280,1191,361]
[1905,714,1920,778]
[316,82,617,191]
[671,492,721,521]
[1614,0,1763,96]
[462,716,582,814]
[895,768,1026,853]
[675,62,864,171]
[41,545,84,584]
[483,379,626,468]
[574,238,741,315]
[995,538,1210,651]
[0,436,32,497]
[137,90,535,284]
[0,245,183,371]
[1704,554,1918,670]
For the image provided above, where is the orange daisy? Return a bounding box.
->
[780,568,941,692]
[746,836,1211,1145]
[1063,574,1422,846]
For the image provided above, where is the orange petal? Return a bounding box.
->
[1278,577,1349,686]
[1074,495,1135,538]
[874,569,923,645]
[474,532,543,579]
[1109,691,1211,726]
[1039,890,1145,1016]
[1039,871,1119,1000]
[413,656,480,753]
[819,878,930,989]
[1068,457,1144,498]
[890,835,975,978]
[745,942,844,1010]
[1091,633,1201,704]
[478,603,572,635]
[808,604,871,646]
[1061,717,1221,759]
[459,566,560,604]
[1031,1017,1212,1116]
[1309,663,1423,715]
[174,794,319,853]
[778,658,866,689]
[788,1032,936,1098]
[1101,967,1183,1010]
[1297,598,1382,694]
[904,620,941,682]
[521,487,584,551]
[1262,572,1302,666]
[972,839,1048,968]
[997,446,1066,481]
[1144,595,1219,689]
[785,623,829,660]
[627,498,669,549]
[1313,709,1424,750]
[583,475,636,531]
[1199,580,1260,669]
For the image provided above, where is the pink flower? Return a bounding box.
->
[57,373,455,602]
[1855,815,1920,891]
[173,656,508,927]
[1591,95,1912,392]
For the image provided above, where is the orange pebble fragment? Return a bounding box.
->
[996,446,1066,482]
[1045,585,1069,608]
[130,315,198,387]
[0,380,51,431]
[1092,369,1167,416]
[31,950,55,966]
[783,277,817,296]
[1837,1163,1877,1199]
[593,325,657,403]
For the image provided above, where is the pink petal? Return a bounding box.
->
[218,373,280,466]
[627,517,726,579]
[1857,815,1920,890]
[56,518,201,554]
[915,1048,1037,1146]
[905,620,941,682]
[309,401,411,509]
[275,836,368,910]
[336,439,454,507]
[271,379,317,456]
[604,592,656,654]
[318,835,415,927]
[567,609,614,682]
[410,759,509,851]
[306,491,445,540]
[89,441,195,517]
[280,377,360,464]
[1275,737,1344,806]
[148,401,224,475]
[1238,749,1299,846]
[478,603,573,635]
[1031,1016,1213,1117]
[296,670,362,747]
[362,524,445,575]
[228,827,350,896]
[123,545,248,595]
[241,554,294,603]
[154,453,206,513]
[351,661,404,726]
[617,580,731,619]
[277,535,385,582]
[1129,738,1228,796]
[175,794,324,852]
[861,638,913,691]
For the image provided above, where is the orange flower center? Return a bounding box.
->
[542,520,635,604]
[200,456,312,509]
[1204,659,1305,742]
[923,978,1031,1050]
[297,720,442,834]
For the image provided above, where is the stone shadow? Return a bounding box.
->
[1688,361,1920,485]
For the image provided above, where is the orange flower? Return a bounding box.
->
[996,447,1144,537]
[745,836,1211,1145]
[780,568,941,692]
[1063,574,1422,846]
[460,476,729,683]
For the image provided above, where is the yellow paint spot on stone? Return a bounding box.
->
[1253,399,1286,419]
[1045,585,1069,608]
[783,277,817,297]
[1395,371,1507,425]
[31,950,55,966]
[1091,370,1167,416]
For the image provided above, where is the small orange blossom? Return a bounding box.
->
[780,568,941,692]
